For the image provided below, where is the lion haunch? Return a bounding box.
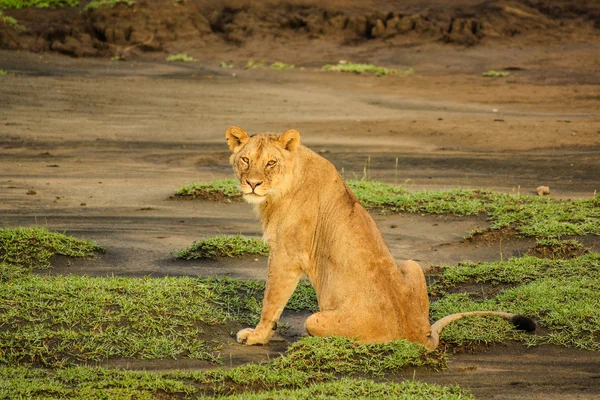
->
[226,126,536,348]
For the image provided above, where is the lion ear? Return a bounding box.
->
[279,129,300,154]
[226,126,250,153]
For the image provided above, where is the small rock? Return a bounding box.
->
[26,190,36,195]
[536,186,550,196]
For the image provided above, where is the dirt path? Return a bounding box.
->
[1,37,599,398]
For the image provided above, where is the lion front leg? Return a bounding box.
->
[236,255,302,345]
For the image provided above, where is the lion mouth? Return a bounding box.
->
[242,192,267,204]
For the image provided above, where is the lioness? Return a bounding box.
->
[226,126,535,349]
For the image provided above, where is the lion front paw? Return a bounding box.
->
[236,328,269,345]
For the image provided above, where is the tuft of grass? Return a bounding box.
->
[84,0,133,11]
[526,238,588,259]
[0,69,7,76]
[244,60,267,69]
[220,60,234,68]
[482,70,510,77]
[347,179,409,201]
[0,0,78,8]
[430,252,600,350]
[177,235,269,260]
[177,179,600,239]
[0,227,101,271]
[274,336,444,376]
[0,10,24,30]
[270,61,295,70]
[167,53,194,62]
[175,179,241,202]
[322,61,414,77]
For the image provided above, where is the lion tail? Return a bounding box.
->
[427,311,536,349]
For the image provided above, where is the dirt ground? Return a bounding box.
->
[1,0,600,398]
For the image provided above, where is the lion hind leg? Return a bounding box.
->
[305,311,393,343]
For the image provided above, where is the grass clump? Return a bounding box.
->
[175,179,241,202]
[322,61,414,77]
[270,61,295,70]
[84,0,133,11]
[0,69,7,76]
[526,238,588,259]
[244,60,267,69]
[482,70,510,77]
[220,60,234,68]
[177,235,269,260]
[345,181,600,238]
[0,227,101,271]
[0,10,23,30]
[167,53,194,62]
[0,0,77,7]
[275,336,444,376]
[430,252,600,350]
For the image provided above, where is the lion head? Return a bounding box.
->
[226,126,300,204]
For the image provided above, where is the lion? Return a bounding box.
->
[225,126,535,349]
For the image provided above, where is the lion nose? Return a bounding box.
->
[246,179,263,190]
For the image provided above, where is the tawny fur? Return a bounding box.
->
[226,126,534,349]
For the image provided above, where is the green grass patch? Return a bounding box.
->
[84,0,133,11]
[482,70,510,77]
[213,378,472,400]
[0,274,319,367]
[178,235,269,260]
[270,61,295,70]
[1,275,225,366]
[0,337,447,399]
[0,227,101,275]
[322,61,414,77]
[0,10,23,30]
[176,179,600,238]
[430,252,600,350]
[220,60,234,68]
[167,53,194,62]
[175,179,241,202]
[0,0,77,8]
[244,60,267,69]
[431,252,600,290]
[526,238,589,259]
[0,69,7,76]
[0,340,457,399]
[274,336,444,376]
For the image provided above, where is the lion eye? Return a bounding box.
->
[241,157,249,164]
[266,160,277,167]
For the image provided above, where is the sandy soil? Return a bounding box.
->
[1,4,599,397]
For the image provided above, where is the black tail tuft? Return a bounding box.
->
[511,315,537,332]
